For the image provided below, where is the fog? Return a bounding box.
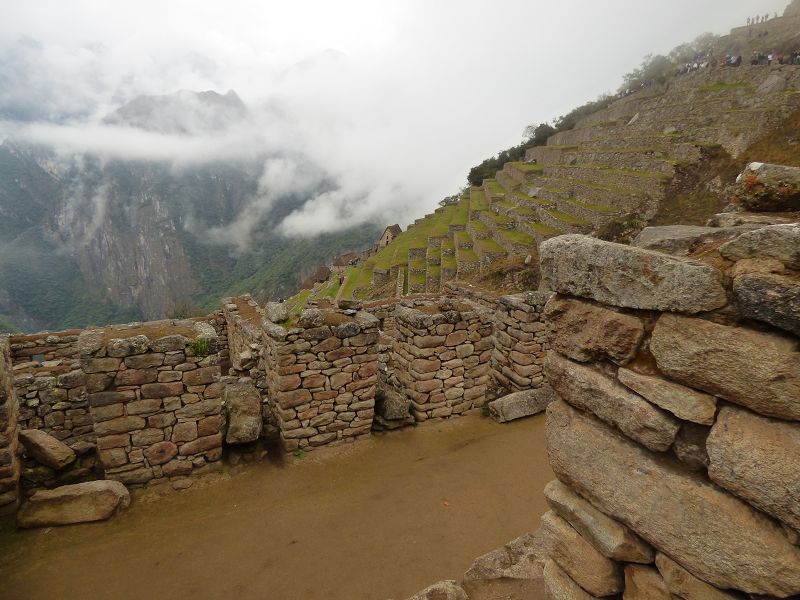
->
[0,0,789,239]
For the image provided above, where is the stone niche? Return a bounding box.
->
[391,299,493,421]
[262,307,380,452]
[80,320,224,487]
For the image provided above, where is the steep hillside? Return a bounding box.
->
[338,16,800,302]
[0,91,381,332]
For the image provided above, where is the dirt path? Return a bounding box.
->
[0,413,553,600]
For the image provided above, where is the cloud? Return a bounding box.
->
[0,0,790,243]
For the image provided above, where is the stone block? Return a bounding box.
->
[124,353,165,369]
[178,433,222,455]
[18,429,76,470]
[544,480,653,563]
[673,422,710,471]
[131,428,164,446]
[617,368,717,425]
[655,553,739,599]
[114,368,158,386]
[623,565,673,600]
[141,382,185,399]
[95,416,146,435]
[89,390,136,407]
[144,441,178,465]
[707,405,800,531]
[650,313,800,421]
[539,235,727,314]
[224,382,262,444]
[544,296,645,365]
[488,386,554,423]
[149,335,187,352]
[733,272,800,335]
[542,559,597,599]
[545,352,679,451]
[182,366,218,386]
[539,510,622,596]
[17,481,130,528]
[175,399,220,420]
[546,399,800,596]
[126,398,162,415]
[82,357,122,374]
[719,223,800,269]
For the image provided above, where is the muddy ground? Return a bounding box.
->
[0,412,552,600]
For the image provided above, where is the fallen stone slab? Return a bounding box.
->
[224,382,262,444]
[650,313,800,421]
[546,399,800,596]
[543,296,645,365]
[718,223,800,269]
[655,553,740,600]
[400,580,468,600]
[632,225,755,256]
[17,480,130,528]
[732,272,800,336]
[539,510,622,596]
[544,480,653,563]
[707,405,800,531]
[487,386,554,423]
[463,529,546,581]
[732,162,800,211]
[539,235,728,314]
[545,352,680,452]
[18,429,76,470]
[542,559,598,600]
[617,368,717,425]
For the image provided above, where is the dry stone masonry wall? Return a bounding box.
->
[0,336,20,511]
[537,232,800,598]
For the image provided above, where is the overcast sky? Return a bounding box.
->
[0,0,789,238]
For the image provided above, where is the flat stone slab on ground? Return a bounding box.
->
[17,480,130,528]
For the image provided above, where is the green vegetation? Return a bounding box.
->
[476,238,504,253]
[188,337,211,356]
[508,162,544,173]
[500,229,536,245]
[548,209,590,226]
[467,123,555,186]
[469,188,489,211]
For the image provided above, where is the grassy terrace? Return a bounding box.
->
[456,246,479,263]
[499,229,536,245]
[340,266,373,300]
[482,210,514,226]
[441,237,455,253]
[540,176,646,197]
[454,230,472,248]
[427,264,441,278]
[567,197,616,213]
[468,219,489,233]
[441,254,457,269]
[409,258,427,271]
[527,221,562,236]
[548,209,590,226]
[409,271,426,286]
[484,179,505,196]
[469,187,489,210]
[512,191,552,207]
[476,238,504,253]
[551,164,672,180]
[452,198,470,225]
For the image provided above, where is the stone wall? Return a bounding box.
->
[262,307,379,451]
[390,299,493,421]
[0,336,20,511]
[80,320,224,487]
[537,233,800,598]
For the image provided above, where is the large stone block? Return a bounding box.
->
[487,386,554,423]
[17,481,130,528]
[655,553,739,599]
[545,353,679,451]
[650,314,800,421]
[707,405,800,531]
[719,223,800,269]
[731,162,800,211]
[733,272,800,336]
[617,368,717,425]
[544,480,652,563]
[542,559,598,600]
[463,530,546,581]
[539,235,727,314]
[18,429,76,469]
[546,399,800,596]
[224,382,262,444]
[544,296,644,365]
[539,510,622,596]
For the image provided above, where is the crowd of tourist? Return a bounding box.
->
[746,13,778,25]
[750,50,800,65]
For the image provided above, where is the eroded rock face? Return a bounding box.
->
[18,429,76,470]
[544,480,653,563]
[545,352,680,452]
[539,235,728,314]
[487,386,554,423]
[224,383,262,444]
[732,272,800,336]
[17,480,130,528]
[719,224,800,269]
[544,296,645,365]
[650,314,800,421]
[539,510,623,596]
[707,406,800,531]
[617,368,717,425]
[655,553,740,600]
[546,400,800,596]
[542,559,597,600]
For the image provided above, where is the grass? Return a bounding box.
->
[409,271,426,287]
[427,265,441,278]
[548,209,590,226]
[452,198,470,225]
[567,198,616,213]
[409,258,427,271]
[470,187,489,211]
[340,267,372,300]
[500,229,536,245]
[456,246,479,263]
[441,254,457,269]
[484,179,505,196]
[508,162,545,173]
[482,211,514,225]
[282,288,312,324]
[700,81,747,93]
[527,222,562,236]
[454,230,473,248]
[512,191,552,206]
[468,219,489,232]
[476,238,505,253]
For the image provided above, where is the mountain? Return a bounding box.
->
[0,91,380,332]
